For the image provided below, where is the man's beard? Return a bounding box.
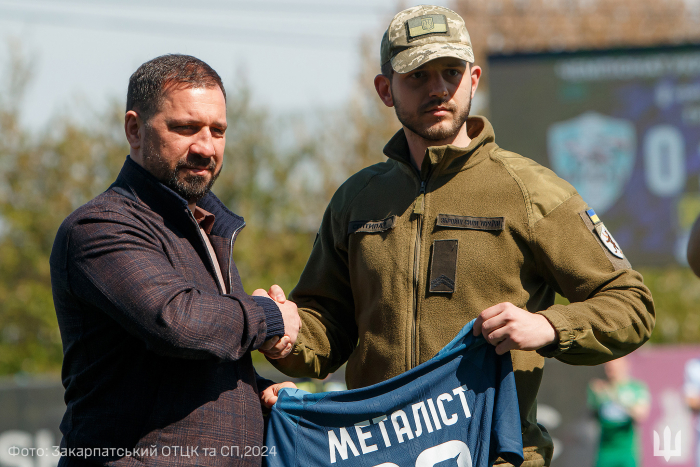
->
[142,138,220,204]
[394,93,472,142]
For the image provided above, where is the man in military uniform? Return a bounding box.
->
[259,6,655,466]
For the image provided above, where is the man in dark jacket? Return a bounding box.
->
[49,54,299,467]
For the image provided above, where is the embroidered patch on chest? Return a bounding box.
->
[348,216,396,234]
[436,214,505,231]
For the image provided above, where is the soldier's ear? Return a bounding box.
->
[374,74,394,108]
[469,64,482,99]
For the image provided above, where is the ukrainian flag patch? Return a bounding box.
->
[406,14,448,40]
[586,209,601,224]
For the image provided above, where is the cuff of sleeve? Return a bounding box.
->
[536,305,574,358]
[252,296,285,340]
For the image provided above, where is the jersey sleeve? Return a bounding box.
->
[264,396,300,467]
[491,353,525,467]
[531,194,655,365]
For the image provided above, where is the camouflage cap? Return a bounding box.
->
[380,5,474,74]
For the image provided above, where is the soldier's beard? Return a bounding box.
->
[141,135,220,204]
[394,94,472,142]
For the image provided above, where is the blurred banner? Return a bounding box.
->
[489,44,700,266]
[628,346,700,467]
[0,377,62,467]
[538,347,700,467]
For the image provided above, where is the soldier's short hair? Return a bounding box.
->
[126,54,226,121]
[381,61,394,81]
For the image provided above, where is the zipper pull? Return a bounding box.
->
[413,181,426,215]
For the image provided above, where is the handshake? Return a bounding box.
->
[255,285,301,360]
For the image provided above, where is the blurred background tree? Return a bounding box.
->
[1,0,700,376]
[0,41,127,374]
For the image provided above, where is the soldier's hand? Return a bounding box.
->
[473,302,558,355]
[253,285,301,359]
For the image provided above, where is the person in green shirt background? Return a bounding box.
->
[588,357,651,467]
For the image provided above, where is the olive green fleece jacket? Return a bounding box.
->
[271,116,655,467]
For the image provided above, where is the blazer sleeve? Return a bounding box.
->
[62,209,276,361]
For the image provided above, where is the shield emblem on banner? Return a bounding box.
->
[547,112,636,214]
[422,17,434,30]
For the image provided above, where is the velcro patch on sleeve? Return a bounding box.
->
[348,216,396,234]
[406,14,448,40]
[436,214,504,231]
[579,210,631,270]
[429,239,459,293]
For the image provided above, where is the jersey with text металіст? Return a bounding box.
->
[264,320,523,467]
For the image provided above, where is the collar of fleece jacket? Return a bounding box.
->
[382,115,496,178]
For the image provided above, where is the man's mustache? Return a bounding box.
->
[419,98,455,113]
[177,157,216,171]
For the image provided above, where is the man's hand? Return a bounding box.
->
[260,381,298,409]
[253,285,301,359]
[473,302,558,355]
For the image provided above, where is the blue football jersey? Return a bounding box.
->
[264,320,523,467]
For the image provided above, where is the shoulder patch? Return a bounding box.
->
[594,223,624,259]
[585,209,601,225]
[579,210,631,270]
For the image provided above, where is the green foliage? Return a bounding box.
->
[0,44,127,375]
[639,267,700,344]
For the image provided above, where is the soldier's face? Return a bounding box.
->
[390,58,475,142]
[141,86,227,203]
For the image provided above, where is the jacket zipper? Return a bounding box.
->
[228,223,245,294]
[188,209,246,295]
[411,179,427,369]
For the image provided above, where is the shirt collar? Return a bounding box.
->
[193,206,216,234]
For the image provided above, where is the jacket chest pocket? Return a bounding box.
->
[429,214,506,294]
[347,215,403,278]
